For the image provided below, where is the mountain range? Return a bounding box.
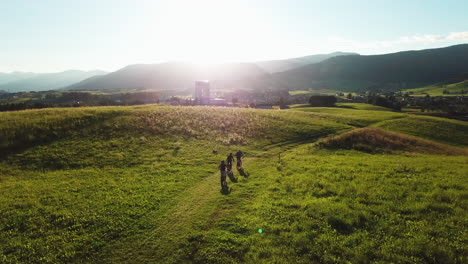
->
[255,52,358,73]
[0,72,37,86]
[272,44,468,92]
[66,63,273,92]
[0,70,107,93]
[67,44,468,93]
[2,44,468,93]
[65,52,358,92]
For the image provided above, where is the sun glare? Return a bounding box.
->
[148,0,273,64]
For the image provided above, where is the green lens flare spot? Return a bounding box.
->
[258,229,263,233]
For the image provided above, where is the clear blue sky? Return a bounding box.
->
[1,0,467,72]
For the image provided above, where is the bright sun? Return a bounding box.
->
[147,0,275,64]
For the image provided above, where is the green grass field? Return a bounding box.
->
[289,104,405,127]
[0,104,467,263]
[289,89,338,96]
[404,80,468,96]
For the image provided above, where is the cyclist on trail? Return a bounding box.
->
[218,160,227,188]
[236,150,244,168]
[226,160,233,174]
[227,153,234,166]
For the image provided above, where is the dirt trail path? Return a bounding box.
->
[120,159,253,263]
[109,143,312,263]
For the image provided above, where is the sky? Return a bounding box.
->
[1,0,467,72]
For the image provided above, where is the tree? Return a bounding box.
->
[278,97,286,107]
[309,95,337,107]
[347,93,353,99]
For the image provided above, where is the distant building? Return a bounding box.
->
[211,98,227,106]
[194,80,210,104]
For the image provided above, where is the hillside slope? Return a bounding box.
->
[255,52,357,73]
[273,44,468,92]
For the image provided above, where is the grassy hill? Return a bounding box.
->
[317,127,467,155]
[289,105,406,127]
[1,104,467,263]
[374,115,468,147]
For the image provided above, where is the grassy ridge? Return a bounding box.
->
[292,104,468,147]
[0,105,348,153]
[290,103,394,111]
[335,103,394,111]
[290,106,405,127]
[317,127,467,155]
[375,115,468,147]
[0,107,128,152]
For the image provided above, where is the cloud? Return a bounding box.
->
[398,32,468,43]
[447,31,468,41]
[327,31,468,53]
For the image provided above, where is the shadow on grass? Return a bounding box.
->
[172,146,180,156]
[266,132,338,151]
[335,105,354,109]
[227,171,238,182]
[237,167,249,178]
[220,185,231,195]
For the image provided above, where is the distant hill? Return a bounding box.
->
[66,52,358,92]
[0,72,37,86]
[403,80,468,96]
[273,44,468,92]
[11,45,468,94]
[0,70,107,92]
[66,62,274,92]
[256,52,358,73]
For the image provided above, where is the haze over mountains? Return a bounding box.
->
[1,52,352,93]
[66,52,355,92]
[0,70,107,92]
[66,63,273,93]
[67,44,468,93]
[0,72,37,86]
[2,44,468,93]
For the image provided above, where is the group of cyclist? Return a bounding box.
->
[218,150,243,189]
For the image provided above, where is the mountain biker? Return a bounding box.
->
[227,153,234,166]
[218,160,227,188]
[235,150,243,167]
